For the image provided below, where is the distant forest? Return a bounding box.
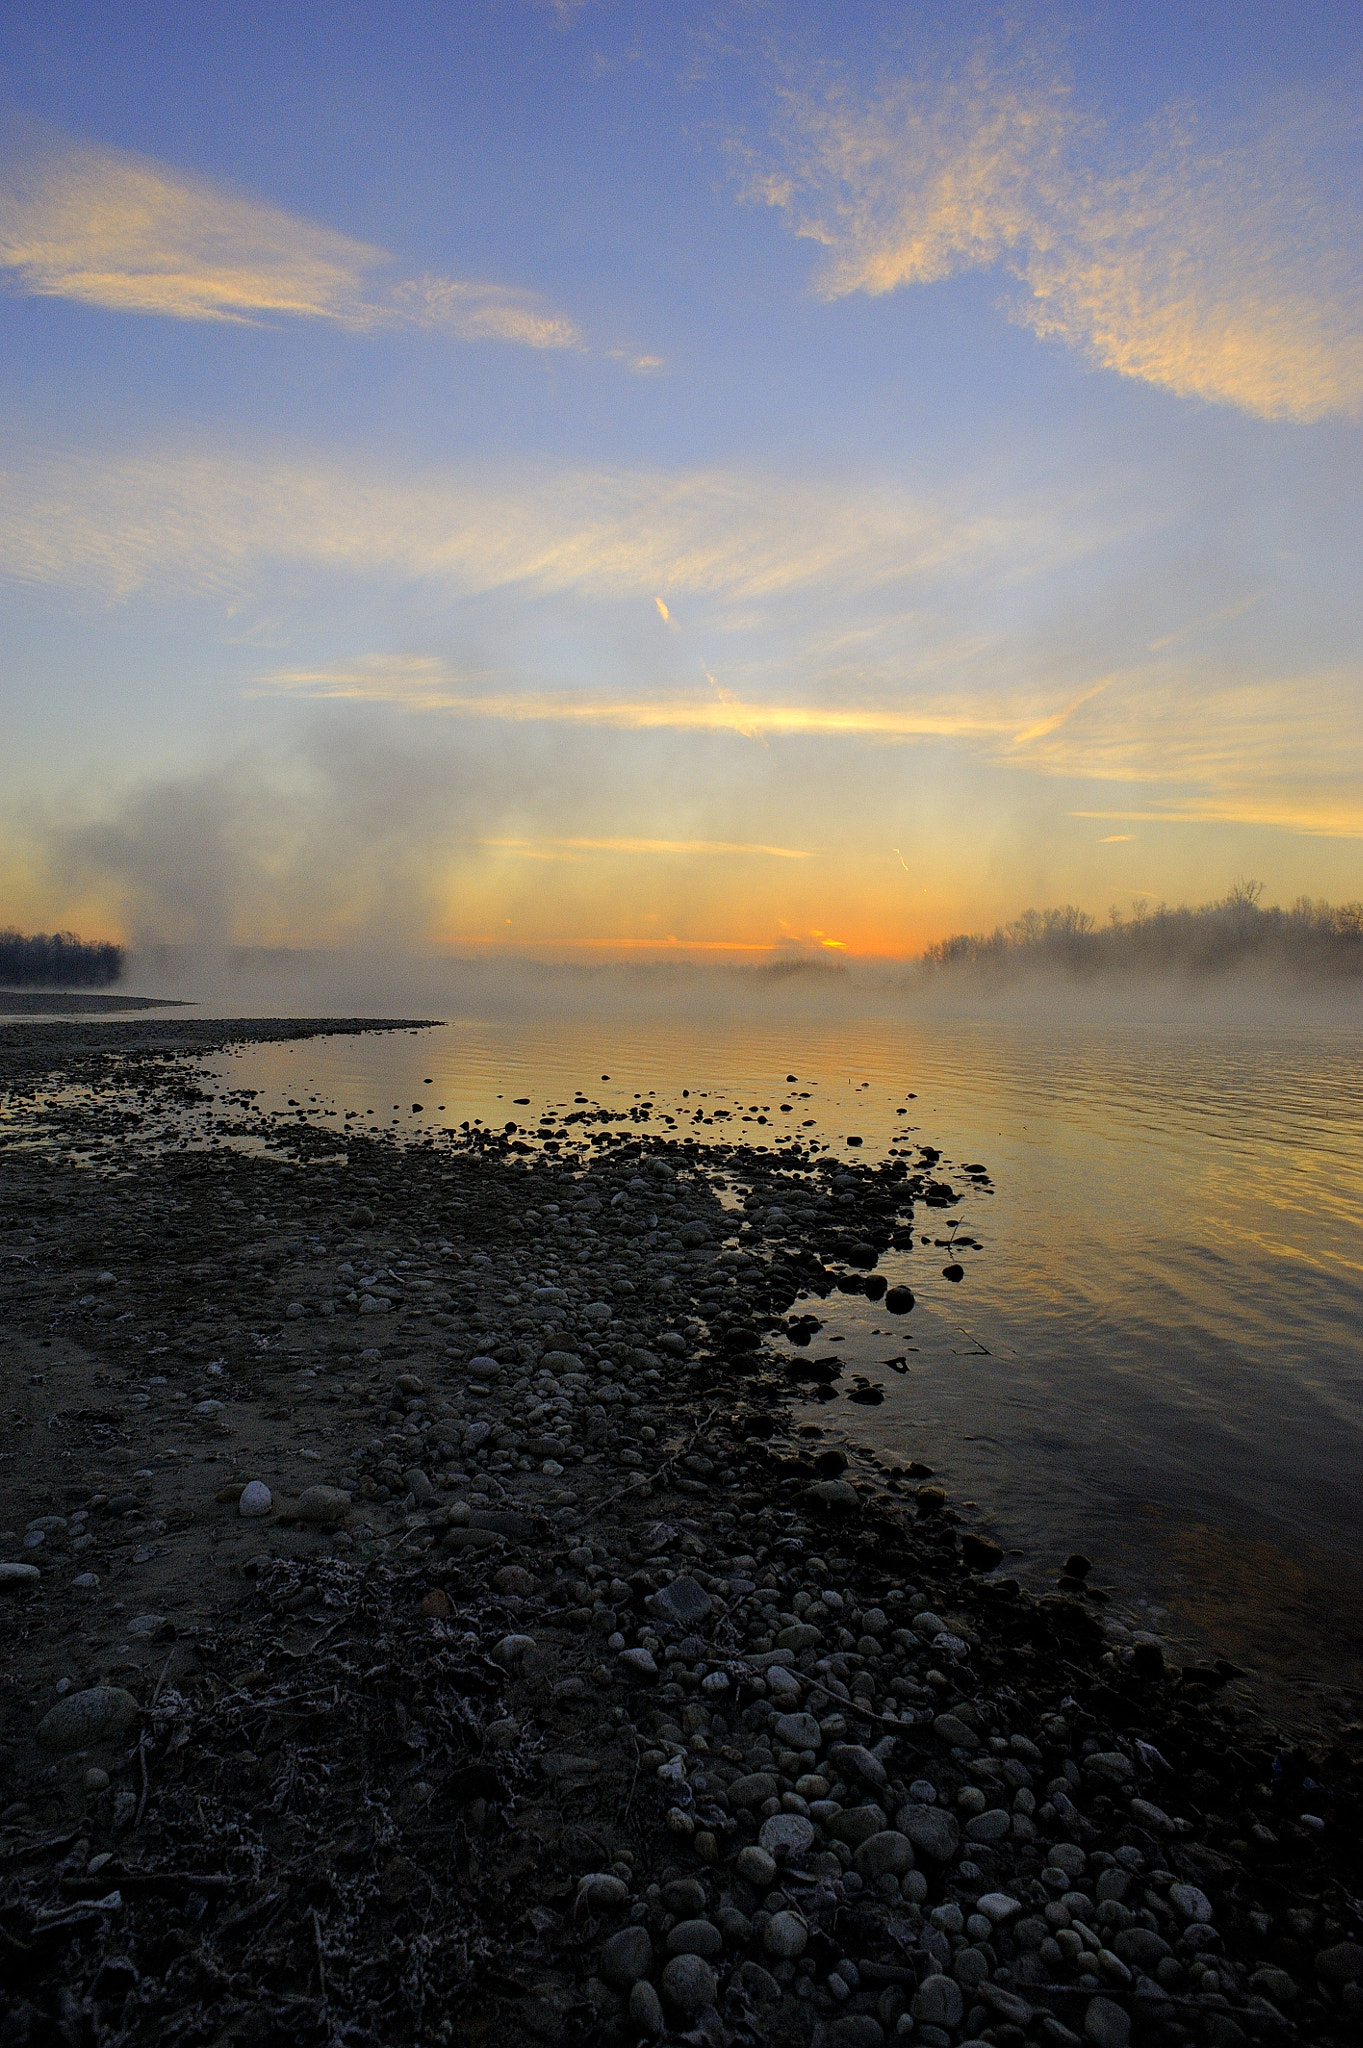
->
[921,885,1363,981]
[0,928,125,988]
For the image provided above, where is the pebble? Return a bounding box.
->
[1083,1996,1131,2048]
[728,1773,779,1808]
[830,2021,884,2048]
[853,1830,915,1879]
[912,1974,963,2029]
[735,1846,777,1889]
[763,1911,808,1960]
[1169,1882,1213,1922]
[896,1803,960,1862]
[82,1767,110,1792]
[618,1647,658,1679]
[809,1478,860,1509]
[238,1481,272,1517]
[828,1740,887,1788]
[493,1634,536,1668]
[0,1562,42,1587]
[1315,1941,1363,1989]
[645,1574,713,1627]
[772,1711,822,1750]
[578,1872,629,1910]
[1129,1797,1173,1832]
[661,1953,718,2013]
[601,1926,654,1987]
[629,1980,665,2035]
[668,1918,723,1959]
[493,1565,537,1597]
[976,1891,1023,1923]
[758,1813,815,1857]
[965,1807,1011,1842]
[294,1485,351,1523]
[126,1614,164,1638]
[36,1685,141,1753]
[932,1711,980,1750]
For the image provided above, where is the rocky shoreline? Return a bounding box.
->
[1,1018,1360,2048]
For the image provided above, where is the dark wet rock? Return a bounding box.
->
[960,1532,1004,1571]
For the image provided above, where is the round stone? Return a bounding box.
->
[36,1685,141,1753]
[0,1562,42,1587]
[618,1647,658,1679]
[896,1802,960,1862]
[758,1813,816,1858]
[1084,1996,1131,2048]
[578,1872,629,1910]
[493,1634,536,1667]
[661,1954,718,2014]
[82,1767,110,1793]
[763,1911,808,1960]
[238,1481,272,1517]
[830,2020,886,2048]
[976,1891,1023,1923]
[629,1980,665,2036]
[965,1807,1011,1842]
[1169,1883,1213,1923]
[772,1711,822,1750]
[912,1974,964,2030]
[601,1925,653,1988]
[853,1830,915,1880]
[294,1485,350,1523]
[735,1845,777,1889]
[667,1918,723,1959]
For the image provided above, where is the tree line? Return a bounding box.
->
[921,885,1363,981]
[0,928,125,987]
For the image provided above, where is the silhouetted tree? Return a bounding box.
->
[0,929,124,987]
[921,888,1363,982]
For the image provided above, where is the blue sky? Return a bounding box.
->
[1,0,1359,954]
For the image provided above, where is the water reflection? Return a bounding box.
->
[86,1009,1363,1713]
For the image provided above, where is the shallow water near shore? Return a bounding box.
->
[162,1008,1363,1719]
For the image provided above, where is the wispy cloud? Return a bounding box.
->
[0,445,1043,608]
[480,835,813,857]
[259,653,1363,839]
[259,655,1028,740]
[740,61,1362,421]
[0,134,579,347]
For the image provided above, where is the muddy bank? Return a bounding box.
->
[0,1021,1359,2048]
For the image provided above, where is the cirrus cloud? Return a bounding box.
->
[0,132,579,348]
[738,61,1362,422]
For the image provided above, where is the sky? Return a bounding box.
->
[0,0,1360,960]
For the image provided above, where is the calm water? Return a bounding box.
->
[12,998,1361,1716]
[185,1009,1363,1719]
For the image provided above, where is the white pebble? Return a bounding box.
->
[238,1482,273,1517]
